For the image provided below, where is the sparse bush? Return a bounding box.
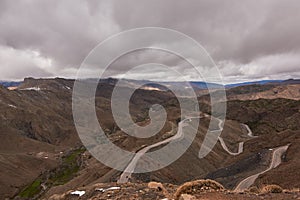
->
[148,182,170,199]
[174,179,224,200]
[261,184,283,194]
[246,186,260,194]
[148,181,164,191]
[18,179,42,198]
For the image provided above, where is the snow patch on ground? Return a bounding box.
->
[8,104,17,108]
[96,186,121,192]
[20,87,41,91]
[70,190,85,197]
[141,86,161,91]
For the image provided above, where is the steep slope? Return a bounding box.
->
[226,98,300,135]
[226,81,300,100]
[1,78,299,199]
[0,82,79,198]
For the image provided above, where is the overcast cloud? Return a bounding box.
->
[0,0,299,83]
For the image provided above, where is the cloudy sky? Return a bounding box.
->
[0,0,299,83]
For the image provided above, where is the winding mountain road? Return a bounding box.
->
[215,118,248,156]
[118,116,200,183]
[118,114,257,184]
[234,145,289,192]
[218,137,244,156]
[243,124,257,138]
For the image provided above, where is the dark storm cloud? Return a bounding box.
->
[0,0,120,80]
[0,0,299,82]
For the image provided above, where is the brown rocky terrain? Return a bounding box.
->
[0,78,299,199]
[226,79,300,100]
[45,180,300,200]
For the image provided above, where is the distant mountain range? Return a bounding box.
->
[0,81,21,88]
[1,78,299,89]
[225,80,284,88]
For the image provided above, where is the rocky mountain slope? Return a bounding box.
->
[0,78,299,199]
[226,79,300,100]
[45,180,300,200]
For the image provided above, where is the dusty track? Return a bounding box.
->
[234,145,289,191]
[118,116,201,183]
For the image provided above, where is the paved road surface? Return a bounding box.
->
[118,116,200,183]
[215,118,246,156]
[243,124,258,138]
[218,137,244,156]
[234,145,289,192]
[118,115,258,184]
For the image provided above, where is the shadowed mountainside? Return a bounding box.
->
[0,78,299,199]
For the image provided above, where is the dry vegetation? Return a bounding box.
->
[45,180,300,200]
[261,184,283,194]
[1,78,300,199]
[174,179,225,199]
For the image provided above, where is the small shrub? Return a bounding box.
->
[246,186,260,194]
[148,182,164,191]
[261,184,283,194]
[148,182,170,199]
[174,179,224,200]
[19,179,41,198]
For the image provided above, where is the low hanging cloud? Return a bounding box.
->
[0,45,53,79]
[219,52,300,83]
[0,0,299,83]
[0,0,120,80]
